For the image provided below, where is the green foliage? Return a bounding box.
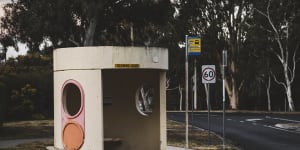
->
[0,54,53,121]
[0,82,8,127]
[0,0,175,50]
[8,84,37,120]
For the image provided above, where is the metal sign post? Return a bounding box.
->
[185,35,189,150]
[194,59,197,110]
[202,65,216,145]
[191,59,197,129]
[185,35,201,150]
[222,50,227,150]
[207,83,211,145]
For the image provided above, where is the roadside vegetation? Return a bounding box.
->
[0,120,53,140]
[0,120,239,150]
[167,120,239,150]
[0,54,53,126]
[0,120,53,150]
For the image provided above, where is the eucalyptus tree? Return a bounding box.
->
[177,0,254,109]
[0,0,174,52]
[254,0,300,111]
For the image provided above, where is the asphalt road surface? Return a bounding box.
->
[168,112,300,150]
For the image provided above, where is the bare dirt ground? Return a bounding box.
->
[167,120,239,150]
[0,120,53,150]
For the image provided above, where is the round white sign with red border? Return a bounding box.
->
[202,65,216,83]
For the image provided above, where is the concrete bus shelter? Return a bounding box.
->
[52,46,168,150]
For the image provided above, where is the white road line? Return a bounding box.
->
[265,116,300,123]
[245,118,263,122]
[194,114,219,117]
[263,125,300,134]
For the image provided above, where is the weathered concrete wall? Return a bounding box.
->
[54,46,168,71]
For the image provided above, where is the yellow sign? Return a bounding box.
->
[115,64,140,68]
[188,37,201,56]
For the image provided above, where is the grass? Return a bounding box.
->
[0,140,53,150]
[0,120,239,150]
[167,120,239,150]
[0,120,53,140]
[0,120,54,150]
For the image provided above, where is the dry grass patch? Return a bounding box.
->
[0,120,53,140]
[0,120,239,149]
[167,120,239,150]
[0,140,53,150]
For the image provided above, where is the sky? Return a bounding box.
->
[0,0,28,59]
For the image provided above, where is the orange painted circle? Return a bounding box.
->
[62,122,84,150]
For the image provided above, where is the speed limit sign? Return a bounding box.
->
[202,65,216,83]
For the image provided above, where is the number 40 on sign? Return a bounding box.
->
[202,65,216,84]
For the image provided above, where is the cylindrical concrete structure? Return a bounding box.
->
[53,46,168,150]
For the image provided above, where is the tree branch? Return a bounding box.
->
[68,38,80,47]
[166,78,170,89]
[291,42,299,83]
[266,0,279,36]
[167,86,179,91]
[271,71,286,89]
[254,8,268,18]
[238,79,245,92]
[274,50,284,63]
[255,0,285,62]
[287,65,293,81]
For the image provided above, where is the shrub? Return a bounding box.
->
[0,82,8,127]
[8,84,37,120]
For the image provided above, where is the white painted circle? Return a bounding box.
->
[202,67,216,81]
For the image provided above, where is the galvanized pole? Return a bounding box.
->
[207,83,211,145]
[194,58,197,110]
[222,70,226,149]
[222,50,227,150]
[191,58,196,129]
[185,35,189,150]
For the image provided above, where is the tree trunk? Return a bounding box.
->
[225,77,238,109]
[266,75,271,111]
[283,62,295,111]
[179,84,183,111]
[83,1,105,46]
[224,57,239,110]
[286,84,294,112]
[230,79,239,109]
[84,16,97,46]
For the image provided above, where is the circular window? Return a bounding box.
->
[62,81,83,117]
[136,84,155,116]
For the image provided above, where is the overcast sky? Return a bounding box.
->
[0,0,28,59]
[0,0,10,16]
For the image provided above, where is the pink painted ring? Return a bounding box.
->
[61,79,85,119]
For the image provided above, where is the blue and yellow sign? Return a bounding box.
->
[187,36,201,56]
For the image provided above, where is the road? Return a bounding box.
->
[168,112,300,150]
